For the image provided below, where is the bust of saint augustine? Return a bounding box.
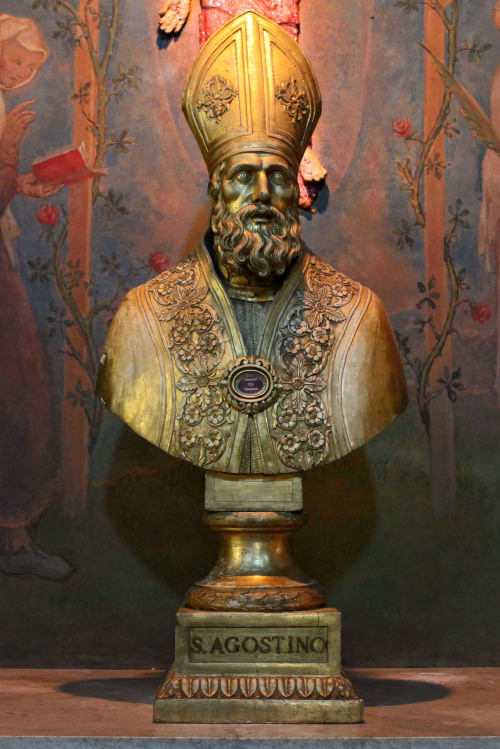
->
[97,12,407,476]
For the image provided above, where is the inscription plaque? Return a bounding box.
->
[174,608,341,676]
[189,627,329,664]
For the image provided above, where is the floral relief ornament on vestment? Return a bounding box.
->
[147,254,356,472]
[148,255,232,466]
[272,256,357,471]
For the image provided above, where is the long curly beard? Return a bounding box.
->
[211,196,302,280]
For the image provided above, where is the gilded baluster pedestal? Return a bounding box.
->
[186,509,326,612]
[153,474,363,723]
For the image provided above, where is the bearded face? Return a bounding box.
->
[209,154,302,281]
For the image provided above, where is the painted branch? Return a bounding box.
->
[416,220,460,433]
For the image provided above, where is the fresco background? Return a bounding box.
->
[0,0,499,668]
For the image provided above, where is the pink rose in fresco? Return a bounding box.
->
[149,251,170,273]
[37,205,59,226]
[471,302,491,324]
[392,118,411,138]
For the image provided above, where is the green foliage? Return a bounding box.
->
[395,200,474,432]
[463,35,492,65]
[404,131,423,144]
[394,0,420,14]
[437,366,464,403]
[425,152,450,180]
[109,64,141,102]
[99,188,130,218]
[107,130,136,157]
[66,378,91,423]
[416,276,440,310]
[448,199,470,229]
[32,0,54,10]
[87,5,112,30]
[394,218,418,251]
[392,2,496,435]
[100,250,121,275]
[71,81,92,107]
[30,0,144,451]
[456,267,469,292]
[396,157,413,182]
[52,18,81,46]
[28,256,51,283]
[65,259,84,289]
[443,117,460,140]
[47,302,74,338]
[395,330,422,376]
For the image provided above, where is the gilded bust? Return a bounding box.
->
[97,12,407,474]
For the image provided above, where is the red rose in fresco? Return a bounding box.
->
[471,301,491,324]
[36,205,59,226]
[392,118,411,138]
[149,251,170,273]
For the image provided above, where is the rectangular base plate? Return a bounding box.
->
[154,666,363,724]
[154,695,364,724]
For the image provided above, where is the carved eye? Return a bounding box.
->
[270,171,287,185]
[234,171,250,183]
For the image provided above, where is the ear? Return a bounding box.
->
[207,162,225,207]
[208,178,219,208]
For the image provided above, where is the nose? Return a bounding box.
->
[252,171,270,203]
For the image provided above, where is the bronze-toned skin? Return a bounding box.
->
[98,11,407,723]
[221,154,296,218]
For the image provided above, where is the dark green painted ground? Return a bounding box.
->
[1,392,498,669]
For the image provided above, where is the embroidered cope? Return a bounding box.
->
[98,243,407,474]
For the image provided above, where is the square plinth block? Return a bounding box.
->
[153,607,363,724]
[204,472,303,511]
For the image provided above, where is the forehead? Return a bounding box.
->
[1,38,43,64]
[223,153,293,175]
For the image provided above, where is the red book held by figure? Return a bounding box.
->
[32,143,108,185]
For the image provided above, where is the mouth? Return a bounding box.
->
[5,76,24,88]
[247,208,275,224]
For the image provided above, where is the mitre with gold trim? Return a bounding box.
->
[182,11,322,175]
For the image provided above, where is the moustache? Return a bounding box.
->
[211,191,302,278]
[238,203,285,225]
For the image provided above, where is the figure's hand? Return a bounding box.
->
[1,100,37,153]
[159,0,190,33]
[17,172,64,198]
[300,146,327,182]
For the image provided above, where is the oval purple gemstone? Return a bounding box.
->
[235,373,266,396]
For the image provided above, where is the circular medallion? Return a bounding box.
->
[224,357,280,414]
